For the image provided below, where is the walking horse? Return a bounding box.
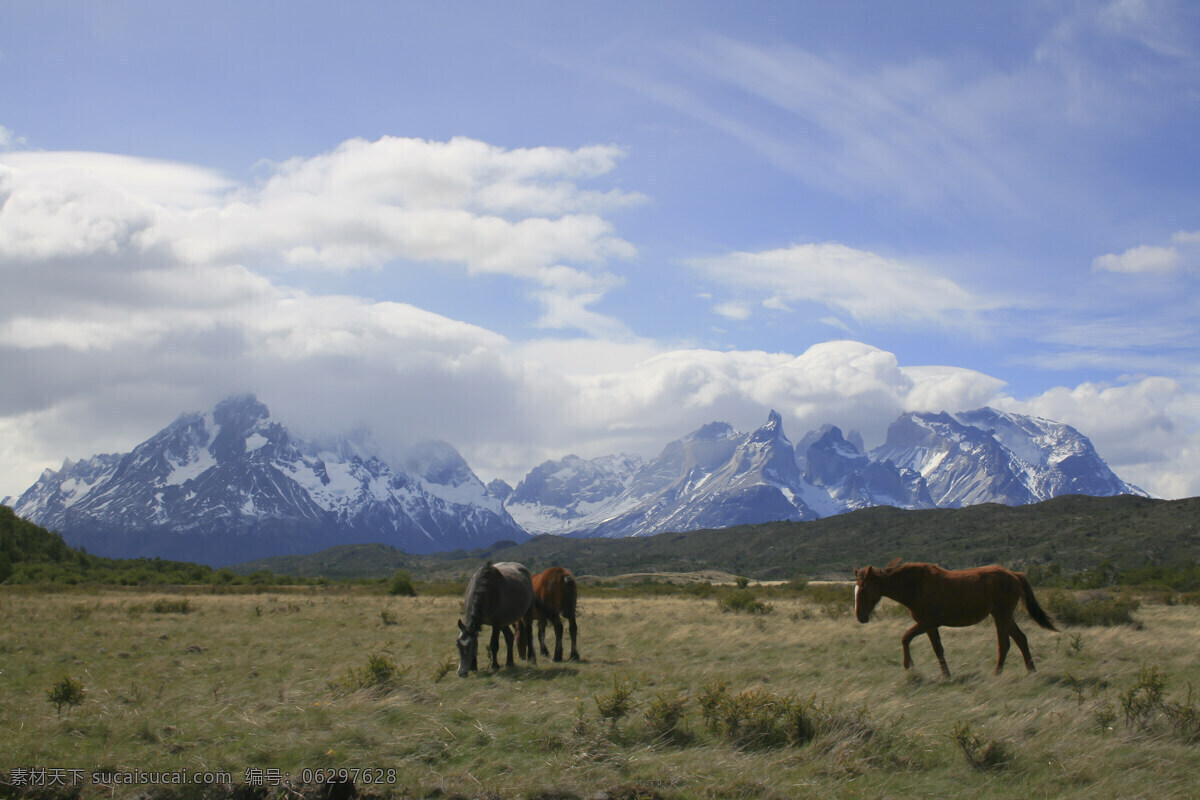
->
[854,560,1058,677]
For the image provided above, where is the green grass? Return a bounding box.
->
[4,586,1200,799]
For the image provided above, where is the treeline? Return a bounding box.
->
[0,506,290,587]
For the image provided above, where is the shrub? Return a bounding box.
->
[150,598,192,614]
[1116,665,1200,741]
[951,721,1012,771]
[1045,589,1140,627]
[594,676,635,727]
[46,676,86,717]
[334,651,411,695]
[695,680,814,749]
[717,590,774,615]
[388,569,417,597]
[644,689,689,742]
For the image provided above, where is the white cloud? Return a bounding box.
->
[0,138,640,335]
[1006,376,1200,499]
[688,243,989,328]
[712,301,752,320]
[1092,244,1181,273]
[0,125,28,150]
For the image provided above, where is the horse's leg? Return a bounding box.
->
[567,613,580,661]
[1009,619,1035,672]
[927,628,951,678]
[489,626,502,670]
[537,618,551,658]
[551,616,565,662]
[525,608,537,666]
[514,623,525,660]
[993,614,1012,674]
[502,625,515,667]
[901,623,925,670]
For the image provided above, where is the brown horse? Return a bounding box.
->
[518,567,580,662]
[854,560,1058,677]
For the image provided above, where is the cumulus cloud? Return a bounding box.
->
[1006,376,1200,499]
[0,125,28,150]
[1092,244,1181,274]
[2,138,1197,505]
[688,243,989,328]
[0,137,641,334]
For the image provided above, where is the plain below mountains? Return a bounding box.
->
[5,394,1142,566]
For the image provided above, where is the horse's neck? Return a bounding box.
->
[881,569,920,607]
[464,572,494,631]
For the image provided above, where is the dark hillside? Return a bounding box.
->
[0,504,214,584]
[237,494,1200,582]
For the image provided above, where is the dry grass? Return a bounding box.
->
[2,587,1200,799]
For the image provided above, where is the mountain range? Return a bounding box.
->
[3,394,1142,565]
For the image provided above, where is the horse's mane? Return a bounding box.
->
[463,561,495,634]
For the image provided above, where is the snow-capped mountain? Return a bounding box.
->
[5,396,1142,562]
[870,408,1140,507]
[800,425,935,512]
[509,411,822,539]
[502,407,1141,538]
[7,395,526,565]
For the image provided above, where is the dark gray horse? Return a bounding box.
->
[456,561,537,677]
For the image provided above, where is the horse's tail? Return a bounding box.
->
[561,572,578,621]
[1018,573,1059,631]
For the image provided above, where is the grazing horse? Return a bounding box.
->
[854,560,1058,678]
[518,567,580,662]
[456,561,537,678]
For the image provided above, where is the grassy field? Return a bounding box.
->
[3,584,1200,799]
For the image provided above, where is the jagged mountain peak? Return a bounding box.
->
[9,394,526,564]
[750,409,788,444]
[8,396,1141,559]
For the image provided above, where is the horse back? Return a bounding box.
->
[918,564,1024,626]
[482,561,536,628]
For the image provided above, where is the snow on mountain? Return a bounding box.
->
[5,396,1143,561]
[503,407,1140,538]
[801,425,934,513]
[7,395,526,565]
[870,408,1142,508]
[953,407,1140,499]
[508,410,819,539]
[505,453,645,535]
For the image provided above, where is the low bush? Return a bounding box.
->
[388,569,417,597]
[1044,589,1140,627]
[150,598,192,614]
[697,680,814,749]
[951,721,1012,771]
[46,675,87,717]
[717,590,774,615]
[333,651,411,695]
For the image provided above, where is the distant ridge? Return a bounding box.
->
[6,395,1142,566]
[234,494,1198,583]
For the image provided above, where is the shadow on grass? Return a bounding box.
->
[477,664,583,681]
[902,670,985,688]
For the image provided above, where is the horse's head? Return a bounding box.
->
[854,567,881,623]
[455,620,479,678]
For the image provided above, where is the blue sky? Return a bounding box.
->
[2,0,1199,501]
